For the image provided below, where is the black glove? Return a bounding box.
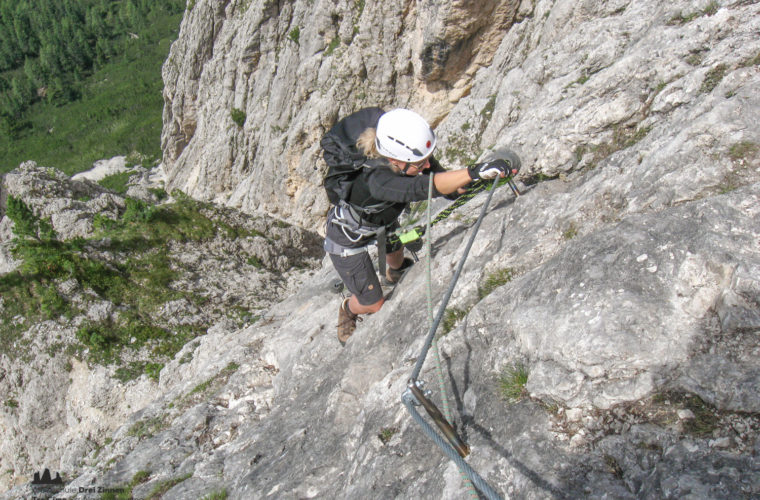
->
[467,159,507,180]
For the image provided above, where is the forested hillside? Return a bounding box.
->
[0,0,184,174]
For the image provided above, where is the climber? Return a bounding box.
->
[321,107,517,345]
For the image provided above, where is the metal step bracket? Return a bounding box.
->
[401,379,431,406]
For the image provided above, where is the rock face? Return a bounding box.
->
[3,0,760,498]
[23,183,759,500]
[0,162,322,493]
[160,0,522,228]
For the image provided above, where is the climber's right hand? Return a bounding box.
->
[468,159,511,180]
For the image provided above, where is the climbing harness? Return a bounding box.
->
[402,171,519,500]
[326,172,521,292]
[324,200,392,278]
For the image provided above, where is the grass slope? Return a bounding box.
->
[0,9,182,175]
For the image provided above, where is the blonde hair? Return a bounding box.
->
[357,127,401,173]
[356,128,380,158]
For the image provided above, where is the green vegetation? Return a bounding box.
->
[444,133,479,166]
[1,0,185,175]
[378,426,398,444]
[201,490,228,500]
[102,471,192,500]
[715,141,758,193]
[650,391,721,437]
[740,51,760,68]
[441,306,470,335]
[145,473,193,499]
[0,192,262,376]
[98,170,135,194]
[685,52,703,66]
[499,363,529,402]
[478,267,514,300]
[230,107,246,127]
[573,72,590,86]
[577,123,652,170]
[190,378,213,396]
[114,361,163,382]
[667,1,719,25]
[288,27,300,45]
[701,64,728,93]
[480,94,497,119]
[127,415,168,440]
[326,36,341,56]
[177,361,240,410]
[679,394,720,436]
[562,222,578,240]
[728,141,758,162]
[101,470,151,500]
[132,470,151,484]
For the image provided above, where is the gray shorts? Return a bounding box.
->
[325,213,386,306]
[329,250,383,306]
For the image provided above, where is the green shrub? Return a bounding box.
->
[701,64,728,93]
[127,416,167,440]
[145,362,163,381]
[93,213,119,232]
[667,2,719,25]
[441,307,469,335]
[39,283,68,319]
[680,394,720,437]
[122,198,157,224]
[562,222,578,240]
[480,94,497,118]
[132,471,151,485]
[326,36,340,55]
[149,187,168,201]
[289,27,300,45]
[499,364,529,402]
[230,108,246,127]
[478,268,514,300]
[99,171,134,194]
[378,427,399,444]
[5,196,40,240]
[0,193,252,371]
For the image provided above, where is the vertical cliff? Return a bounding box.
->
[160,0,521,227]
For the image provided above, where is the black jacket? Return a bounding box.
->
[324,106,458,231]
[347,157,449,227]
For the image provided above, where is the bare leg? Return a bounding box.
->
[386,248,405,270]
[349,295,384,315]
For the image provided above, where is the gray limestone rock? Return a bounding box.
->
[3,0,760,498]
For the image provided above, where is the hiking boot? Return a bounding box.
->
[386,257,414,284]
[337,298,361,346]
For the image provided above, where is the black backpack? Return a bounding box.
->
[321,107,385,206]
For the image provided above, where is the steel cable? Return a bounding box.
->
[404,176,503,500]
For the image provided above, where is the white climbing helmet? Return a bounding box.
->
[375,109,436,163]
